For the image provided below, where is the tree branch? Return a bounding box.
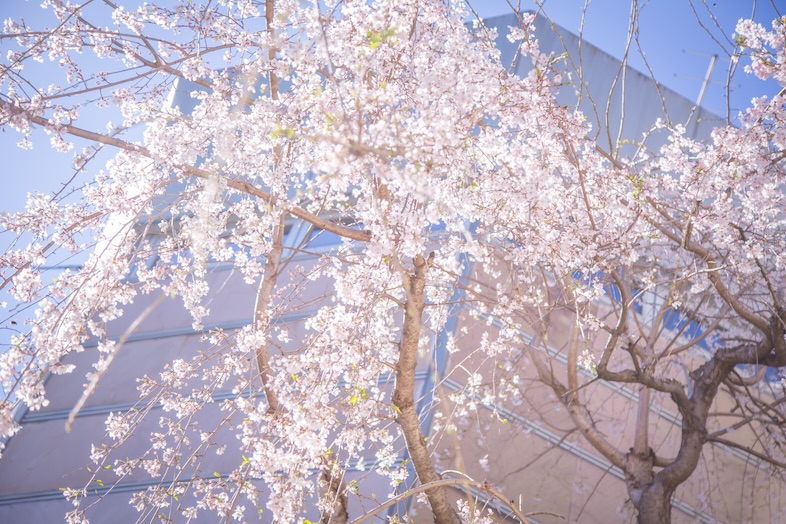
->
[3,102,372,242]
[391,253,459,524]
[253,213,284,413]
[350,477,533,524]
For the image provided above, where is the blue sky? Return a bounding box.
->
[469,0,782,117]
[0,0,782,216]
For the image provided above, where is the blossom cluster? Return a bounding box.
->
[1,0,785,522]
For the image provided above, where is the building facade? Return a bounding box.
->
[0,12,782,524]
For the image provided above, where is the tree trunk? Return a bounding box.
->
[320,461,348,524]
[392,254,460,524]
[636,482,673,524]
[253,213,285,413]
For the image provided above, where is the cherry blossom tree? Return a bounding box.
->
[1,1,785,523]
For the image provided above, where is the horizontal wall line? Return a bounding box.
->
[22,370,429,424]
[440,377,715,523]
[0,459,391,507]
[81,309,315,349]
[480,313,767,472]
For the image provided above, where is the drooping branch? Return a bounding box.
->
[640,206,770,334]
[526,333,627,470]
[2,103,371,242]
[0,210,103,293]
[708,436,786,469]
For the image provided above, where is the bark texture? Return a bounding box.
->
[253,214,285,413]
[631,312,786,523]
[320,460,349,524]
[392,254,460,524]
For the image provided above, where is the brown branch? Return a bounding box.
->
[320,457,348,524]
[391,252,459,524]
[66,292,165,432]
[639,206,769,334]
[725,365,767,386]
[526,335,627,470]
[632,386,651,457]
[4,103,372,242]
[0,210,103,293]
[708,436,786,469]
[350,477,533,524]
[597,270,629,374]
[266,0,280,102]
[566,316,580,399]
[253,213,284,413]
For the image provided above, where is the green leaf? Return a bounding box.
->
[366,27,397,49]
[272,123,296,140]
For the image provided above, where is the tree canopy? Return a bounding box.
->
[1,1,786,523]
